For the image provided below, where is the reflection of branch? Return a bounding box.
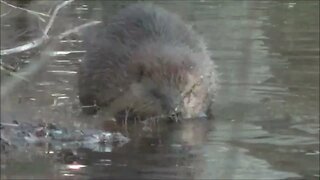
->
[58,21,101,39]
[1,0,49,22]
[1,65,30,82]
[0,0,74,56]
[0,9,12,18]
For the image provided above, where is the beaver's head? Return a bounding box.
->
[108,43,216,121]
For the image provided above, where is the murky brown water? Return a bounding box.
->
[1,0,319,179]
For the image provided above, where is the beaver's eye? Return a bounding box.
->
[149,89,165,100]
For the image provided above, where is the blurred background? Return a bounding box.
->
[1,0,319,179]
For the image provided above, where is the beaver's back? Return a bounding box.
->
[84,4,202,54]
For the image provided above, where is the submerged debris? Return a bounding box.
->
[0,120,130,154]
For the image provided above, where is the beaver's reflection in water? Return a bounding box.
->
[57,117,211,179]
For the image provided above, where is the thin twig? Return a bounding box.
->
[1,122,20,127]
[124,109,130,134]
[43,0,75,35]
[124,109,129,126]
[57,21,101,39]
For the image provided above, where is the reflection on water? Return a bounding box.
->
[1,0,319,179]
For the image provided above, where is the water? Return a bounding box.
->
[1,0,319,179]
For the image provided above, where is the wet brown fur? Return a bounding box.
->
[78,3,217,120]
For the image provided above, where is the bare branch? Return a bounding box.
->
[1,37,48,56]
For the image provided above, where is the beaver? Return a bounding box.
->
[78,3,217,121]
